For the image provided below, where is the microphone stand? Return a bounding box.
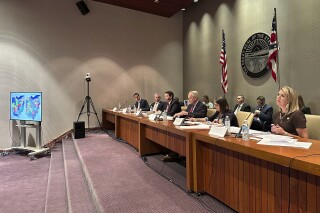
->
[235,112,253,138]
[118,101,127,111]
[155,110,164,121]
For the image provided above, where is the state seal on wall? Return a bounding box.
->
[241,33,270,79]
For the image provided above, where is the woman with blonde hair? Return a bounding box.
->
[271,86,308,138]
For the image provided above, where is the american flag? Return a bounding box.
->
[220,30,228,93]
[268,10,278,82]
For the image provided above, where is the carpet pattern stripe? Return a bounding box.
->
[63,138,96,213]
[45,143,68,213]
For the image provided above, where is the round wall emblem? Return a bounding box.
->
[241,33,270,79]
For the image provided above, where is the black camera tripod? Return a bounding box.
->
[77,78,102,131]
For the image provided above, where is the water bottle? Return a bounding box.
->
[118,102,121,110]
[150,106,153,112]
[224,116,230,132]
[133,105,137,113]
[162,111,167,121]
[242,120,249,140]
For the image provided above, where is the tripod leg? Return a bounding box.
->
[77,99,88,121]
[89,99,102,129]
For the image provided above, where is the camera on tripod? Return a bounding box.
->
[85,73,91,82]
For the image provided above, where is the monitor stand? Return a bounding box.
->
[9,121,50,160]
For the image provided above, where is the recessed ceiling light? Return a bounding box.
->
[181,8,186,11]
[194,0,198,2]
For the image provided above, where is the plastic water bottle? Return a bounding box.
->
[150,106,153,112]
[242,120,249,140]
[162,112,167,121]
[118,102,121,110]
[224,116,230,132]
[133,105,137,113]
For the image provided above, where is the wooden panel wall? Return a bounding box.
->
[199,142,320,213]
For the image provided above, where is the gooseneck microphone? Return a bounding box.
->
[119,101,127,110]
[155,110,164,121]
[235,112,253,138]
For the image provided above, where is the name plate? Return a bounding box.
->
[149,114,157,121]
[173,118,184,126]
[209,126,227,138]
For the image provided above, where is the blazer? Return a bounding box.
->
[165,99,181,116]
[233,103,251,113]
[134,98,149,111]
[252,104,273,123]
[150,101,166,112]
[185,101,207,118]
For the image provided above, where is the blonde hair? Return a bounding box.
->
[280,86,299,114]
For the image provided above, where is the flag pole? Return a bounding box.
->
[222,29,225,98]
[274,8,280,91]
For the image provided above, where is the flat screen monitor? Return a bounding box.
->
[10,92,42,122]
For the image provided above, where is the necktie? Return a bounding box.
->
[166,102,169,112]
[190,105,195,113]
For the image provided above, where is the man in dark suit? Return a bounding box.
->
[251,96,273,131]
[174,91,207,118]
[233,95,251,114]
[149,93,166,112]
[164,91,181,116]
[133,93,149,111]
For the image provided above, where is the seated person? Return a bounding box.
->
[233,95,251,114]
[271,86,308,138]
[164,91,181,116]
[194,97,238,127]
[298,95,311,114]
[174,91,207,118]
[251,96,273,131]
[133,93,149,111]
[202,95,214,109]
[149,93,166,112]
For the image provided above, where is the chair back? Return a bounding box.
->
[305,114,320,140]
[236,111,254,127]
[207,109,216,118]
[181,106,187,111]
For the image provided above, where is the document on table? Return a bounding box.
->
[257,134,312,149]
[178,123,211,129]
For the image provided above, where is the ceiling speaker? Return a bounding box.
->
[76,0,90,15]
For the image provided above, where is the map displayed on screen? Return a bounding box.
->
[10,92,42,122]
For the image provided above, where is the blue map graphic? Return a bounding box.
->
[11,93,42,121]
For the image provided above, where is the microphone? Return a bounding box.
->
[155,110,164,121]
[235,112,253,138]
[118,101,127,110]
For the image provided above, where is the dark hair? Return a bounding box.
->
[203,95,209,101]
[256,96,265,102]
[133,93,140,97]
[298,95,305,109]
[165,91,174,98]
[215,97,229,113]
